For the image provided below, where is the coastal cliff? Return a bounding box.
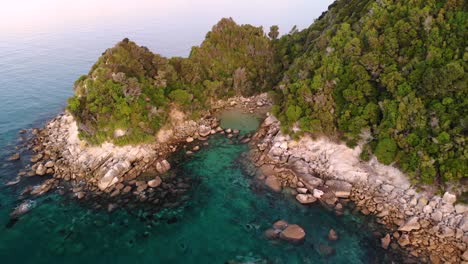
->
[250,115,468,262]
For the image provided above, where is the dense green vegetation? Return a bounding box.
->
[273,0,467,184]
[68,1,467,185]
[67,18,275,145]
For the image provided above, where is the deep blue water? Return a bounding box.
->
[0,3,405,263]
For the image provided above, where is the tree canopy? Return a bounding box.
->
[67,1,467,185]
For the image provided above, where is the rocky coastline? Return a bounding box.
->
[6,93,467,262]
[8,93,271,218]
[249,115,468,263]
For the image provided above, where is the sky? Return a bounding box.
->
[0,0,334,34]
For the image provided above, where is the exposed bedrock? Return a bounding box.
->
[250,114,467,263]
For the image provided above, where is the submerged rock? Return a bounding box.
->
[328,229,338,241]
[279,224,306,243]
[318,244,335,256]
[30,179,56,196]
[264,176,281,192]
[381,234,391,249]
[7,153,20,161]
[30,154,43,163]
[272,220,289,230]
[10,200,36,219]
[264,228,281,240]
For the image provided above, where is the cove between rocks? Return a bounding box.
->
[1,105,406,263]
[5,94,465,263]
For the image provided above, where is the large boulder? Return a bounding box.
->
[30,179,56,196]
[263,115,278,127]
[45,160,55,168]
[442,192,456,204]
[148,176,162,188]
[279,224,306,243]
[273,220,289,230]
[98,160,131,191]
[10,200,36,219]
[8,153,20,161]
[113,129,127,138]
[296,194,317,204]
[381,234,391,249]
[198,125,211,137]
[325,180,352,198]
[455,204,468,214]
[35,164,47,176]
[156,159,171,174]
[398,234,410,247]
[398,217,421,232]
[265,176,282,192]
[313,189,324,199]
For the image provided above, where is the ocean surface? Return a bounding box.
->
[0,3,406,263]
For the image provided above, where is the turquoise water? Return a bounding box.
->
[0,113,401,263]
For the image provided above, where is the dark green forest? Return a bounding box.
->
[68,0,467,184]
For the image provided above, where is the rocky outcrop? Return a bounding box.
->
[15,92,272,209]
[7,153,20,161]
[249,114,467,263]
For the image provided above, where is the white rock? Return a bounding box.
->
[198,125,211,137]
[313,189,324,199]
[423,205,433,214]
[186,137,194,143]
[442,192,457,204]
[295,194,317,204]
[148,177,162,188]
[113,129,126,138]
[431,211,443,222]
[279,142,288,150]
